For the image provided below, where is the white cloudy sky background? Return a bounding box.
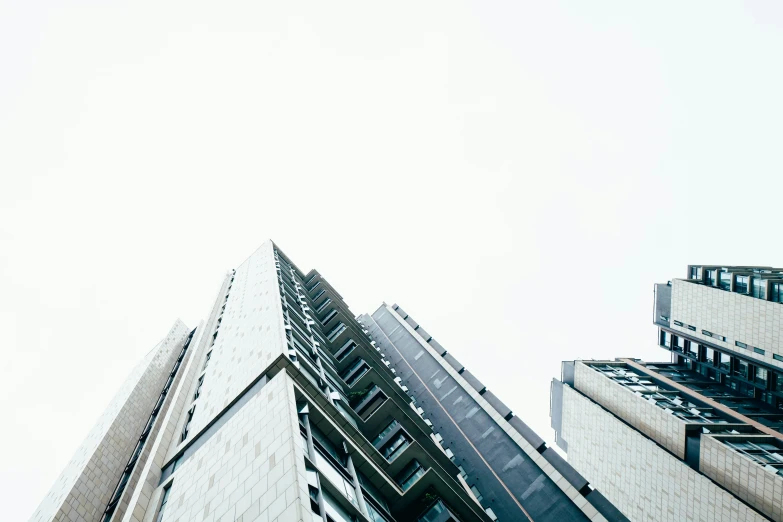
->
[2,1,783,519]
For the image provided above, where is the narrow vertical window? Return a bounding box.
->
[193,375,204,400]
[181,406,195,442]
[735,275,748,294]
[156,483,172,522]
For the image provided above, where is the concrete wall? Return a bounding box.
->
[154,370,311,522]
[29,321,191,522]
[183,240,288,439]
[560,385,768,522]
[701,436,783,521]
[573,362,687,459]
[670,279,783,371]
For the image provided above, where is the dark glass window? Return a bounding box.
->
[736,360,749,379]
[156,483,172,522]
[752,277,766,299]
[181,406,195,442]
[772,283,783,303]
[719,352,731,371]
[736,341,748,349]
[704,347,715,365]
[754,347,765,355]
[706,269,717,286]
[395,460,425,491]
[735,275,749,294]
[756,367,769,388]
[690,266,702,280]
[193,375,204,400]
[676,336,686,351]
[719,272,732,291]
[372,420,400,447]
[775,374,783,393]
[381,431,411,462]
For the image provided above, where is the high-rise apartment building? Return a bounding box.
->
[360,305,627,522]
[551,265,783,521]
[31,240,619,522]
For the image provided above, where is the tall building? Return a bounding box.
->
[31,240,620,522]
[551,265,783,521]
[360,304,627,522]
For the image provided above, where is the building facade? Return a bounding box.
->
[32,240,615,522]
[552,265,783,521]
[360,304,627,522]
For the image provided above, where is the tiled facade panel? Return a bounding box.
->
[120,323,210,522]
[670,279,783,369]
[561,386,768,522]
[30,321,191,522]
[154,371,311,522]
[573,362,687,459]
[188,240,287,437]
[700,436,783,521]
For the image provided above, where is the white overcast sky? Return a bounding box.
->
[2,1,783,519]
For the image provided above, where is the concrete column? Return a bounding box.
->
[344,443,370,519]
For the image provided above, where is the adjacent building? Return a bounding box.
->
[552,265,783,521]
[360,304,627,522]
[31,240,620,522]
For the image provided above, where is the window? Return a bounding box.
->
[719,271,732,291]
[752,277,767,299]
[735,275,749,294]
[690,266,702,280]
[687,325,697,331]
[486,507,498,521]
[706,269,716,286]
[419,500,449,522]
[774,354,783,362]
[203,351,212,370]
[756,367,769,387]
[321,309,338,325]
[704,347,715,365]
[736,360,749,379]
[322,488,359,522]
[754,347,766,355]
[380,431,411,462]
[395,460,425,491]
[772,283,783,303]
[327,323,347,342]
[193,375,204,400]
[365,502,387,522]
[156,484,172,522]
[661,331,671,348]
[357,471,390,513]
[181,406,195,442]
[470,484,484,502]
[351,385,386,420]
[372,420,400,447]
[736,341,748,349]
[676,336,686,351]
[673,320,684,327]
[687,341,698,358]
[336,340,357,362]
[719,352,731,371]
